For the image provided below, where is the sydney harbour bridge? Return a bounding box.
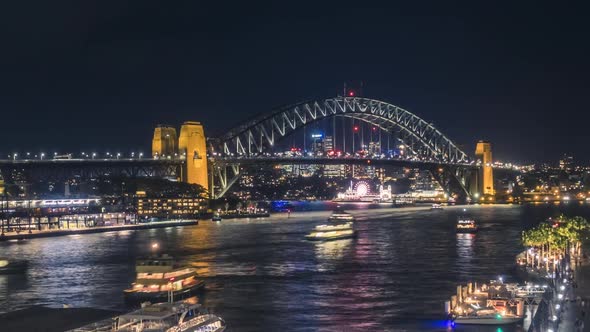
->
[0,97,490,203]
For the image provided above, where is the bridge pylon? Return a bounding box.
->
[178,121,209,194]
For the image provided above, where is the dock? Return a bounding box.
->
[0,220,198,242]
[445,279,554,329]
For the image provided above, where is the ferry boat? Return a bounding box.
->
[456,218,478,233]
[431,203,443,210]
[305,228,356,241]
[452,307,523,325]
[0,258,28,274]
[306,221,356,241]
[124,255,204,304]
[315,222,353,232]
[69,298,226,332]
[212,212,222,222]
[327,209,355,222]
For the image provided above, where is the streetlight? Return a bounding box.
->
[92,152,96,159]
[12,153,17,160]
[116,153,121,160]
[131,152,135,158]
[40,153,45,160]
[139,152,143,159]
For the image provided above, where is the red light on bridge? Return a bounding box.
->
[353,126,359,132]
[348,91,355,97]
[372,127,377,131]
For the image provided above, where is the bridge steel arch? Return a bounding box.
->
[209,97,475,200]
[212,97,469,163]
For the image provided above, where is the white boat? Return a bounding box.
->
[70,298,226,331]
[305,228,356,241]
[453,307,523,325]
[327,209,355,222]
[431,203,443,210]
[315,222,353,232]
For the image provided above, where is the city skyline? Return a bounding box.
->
[1,2,589,163]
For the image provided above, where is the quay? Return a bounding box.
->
[0,219,198,242]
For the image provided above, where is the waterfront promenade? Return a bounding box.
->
[0,219,198,241]
[559,251,590,331]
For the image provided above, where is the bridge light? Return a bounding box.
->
[353,126,359,132]
[348,90,355,97]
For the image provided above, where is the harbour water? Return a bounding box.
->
[1,203,589,331]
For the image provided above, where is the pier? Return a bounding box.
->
[0,219,198,241]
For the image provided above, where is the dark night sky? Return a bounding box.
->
[0,1,588,164]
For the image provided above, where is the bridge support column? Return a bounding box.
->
[429,165,475,204]
[179,121,209,193]
[475,141,494,197]
[210,162,240,199]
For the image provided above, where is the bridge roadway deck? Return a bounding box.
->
[0,158,183,166]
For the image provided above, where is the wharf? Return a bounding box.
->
[0,220,198,242]
[558,252,590,331]
[0,306,119,332]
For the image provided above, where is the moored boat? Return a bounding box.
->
[452,307,523,325]
[69,298,226,332]
[124,255,204,304]
[431,203,443,210]
[0,258,28,274]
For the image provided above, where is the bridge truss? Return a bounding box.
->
[212,97,468,162]
[209,97,476,201]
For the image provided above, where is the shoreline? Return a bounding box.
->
[0,219,198,242]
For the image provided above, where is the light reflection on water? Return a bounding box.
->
[1,204,590,331]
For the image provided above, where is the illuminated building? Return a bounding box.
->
[559,154,574,173]
[151,125,178,157]
[178,121,209,192]
[311,133,324,154]
[368,141,381,155]
[136,196,207,219]
[475,140,495,195]
[323,165,345,178]
[323,135,334,152]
